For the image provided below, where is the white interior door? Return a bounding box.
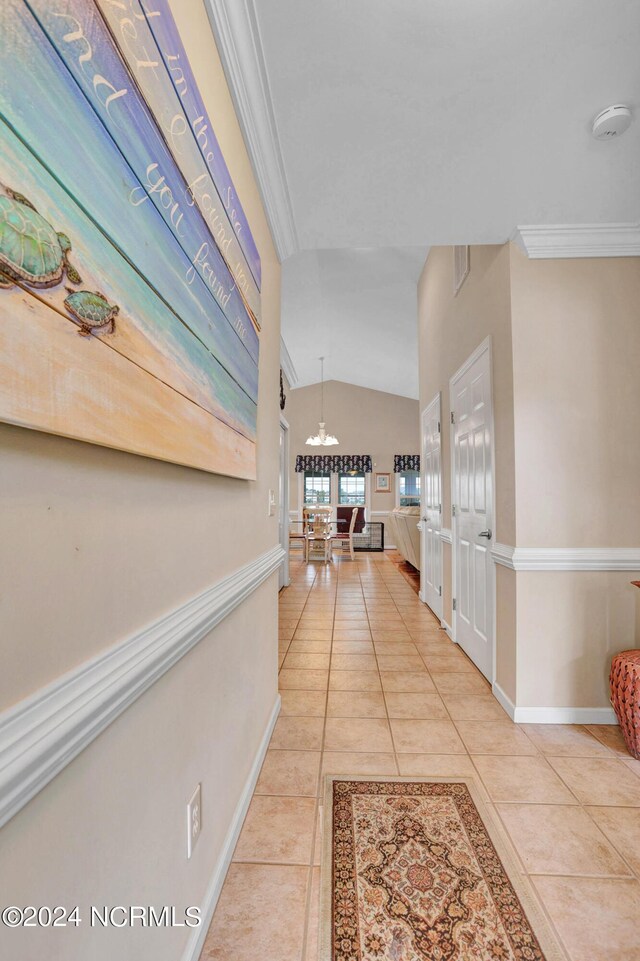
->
[420,394,443,619]
[450,340,494,680]
[278,417,290,590]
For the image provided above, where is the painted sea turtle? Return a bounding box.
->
[0,186,82,289]
[64,289,119,336]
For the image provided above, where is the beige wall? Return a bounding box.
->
[418,245,517,696]
[417,242,640,710]
[517,571,636,708]
[285,380,419,536]
[418,245,516,545]
[508,245,640,707]
[509,244,640,547]
[0,1,281,958]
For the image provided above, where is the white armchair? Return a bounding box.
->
[389,506,421,570]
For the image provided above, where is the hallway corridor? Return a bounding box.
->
[201,552,640,961]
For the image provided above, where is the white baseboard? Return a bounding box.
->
[0,545,285,830]
[492,682,516,719]
[181,695,280,961]
[512,705,617,724]
[492,682,617,724]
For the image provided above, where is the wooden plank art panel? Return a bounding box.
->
[0,0,261,478]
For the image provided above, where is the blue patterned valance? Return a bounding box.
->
[394,454,420,472]
[333,454,372,473]
[295,454,373,473]
[295,454,334,473]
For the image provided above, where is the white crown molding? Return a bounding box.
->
[280,336,298,387]
[492,683,616,724]
[492,543,640,571]
[439,528,453,544]
[204,0,298,263]
[182,695,280,961]
[0,545,285,830]
[511,223,640,259]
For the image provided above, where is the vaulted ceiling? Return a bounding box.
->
[206,0,640,395]
[281,247,426,397]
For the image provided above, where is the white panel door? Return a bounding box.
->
[278,418,290,590]
[420,394,443,619]
[451,342,494,680]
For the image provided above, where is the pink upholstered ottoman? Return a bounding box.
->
[610,649,640,760]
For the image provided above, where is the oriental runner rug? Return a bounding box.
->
[320,777,567,961]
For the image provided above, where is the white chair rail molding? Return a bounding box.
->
[0,546,285,831]
[491,544,640,571]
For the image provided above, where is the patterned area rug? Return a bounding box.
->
[321,777,567,961]
[385,550,421,594]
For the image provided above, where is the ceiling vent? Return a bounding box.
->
[592,105,632,140]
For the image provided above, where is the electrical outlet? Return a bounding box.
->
[187,783,202,859]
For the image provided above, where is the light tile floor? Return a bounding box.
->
[200,550,640,961]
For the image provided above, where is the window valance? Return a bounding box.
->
[295,454,373,473]
[394,454,420,472]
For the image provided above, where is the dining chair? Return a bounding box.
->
[288,518,306,552]
[304,507,333,562]
[333,506,359,560]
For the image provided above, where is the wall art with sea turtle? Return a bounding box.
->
[0,0,261,478]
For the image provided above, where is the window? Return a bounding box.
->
[398,470,420,507]
[304,470,331,504]
[338,472,366,505]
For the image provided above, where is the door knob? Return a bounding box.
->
[478,529,492,539]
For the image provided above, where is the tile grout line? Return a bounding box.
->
[366,570,401,776]
[273,552,640,961]
[278,558,321,961]
[298,550,338,961]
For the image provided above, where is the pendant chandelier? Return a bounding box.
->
[305,357,339,446]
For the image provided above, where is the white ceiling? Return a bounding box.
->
[208,0,640,395]
[281,247,427,397]
[256,0,640,249]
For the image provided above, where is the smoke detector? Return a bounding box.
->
[592,105,632,140]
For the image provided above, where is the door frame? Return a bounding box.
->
[420,392,443,620]
[279,413,290,589]
[448,336,497,683]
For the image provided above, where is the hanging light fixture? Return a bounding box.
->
[305,357,339,446]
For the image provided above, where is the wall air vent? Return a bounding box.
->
[453,246,470,295]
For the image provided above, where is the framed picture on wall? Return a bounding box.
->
[375,472,391,493]
[0,0,261,480]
